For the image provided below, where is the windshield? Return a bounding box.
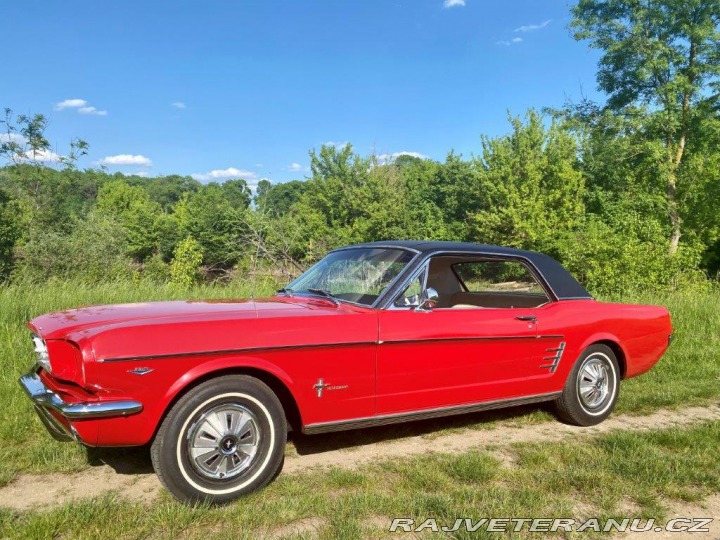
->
[282,247,416,306]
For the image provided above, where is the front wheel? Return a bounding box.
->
[151,375,287,504]
[554,344,620,426]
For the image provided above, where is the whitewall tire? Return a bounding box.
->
[151,375,286,504]
[554,344,620,427]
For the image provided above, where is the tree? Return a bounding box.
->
[221,178,252,209]
[255,180,308,215]
[469,112,586,251]
[0,187,24,279]
[170,236,204,286]
[571,0,720,253]
[0,109,88,229]
[96,181,162,261]
[173,184,247,268]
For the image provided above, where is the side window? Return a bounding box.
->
[393,267,427,308]
[451,260,549,308]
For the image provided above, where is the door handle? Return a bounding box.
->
[515,315,537,323]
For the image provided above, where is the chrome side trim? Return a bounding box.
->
[381,334,564,346]
[540,341,566,373]
[302,391,561,434]
[100,340,377,363]
[100,336,564,363]
[19,371,143,420]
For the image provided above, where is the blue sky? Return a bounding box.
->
[2,0,603,188]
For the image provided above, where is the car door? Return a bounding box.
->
[376,255,551,415]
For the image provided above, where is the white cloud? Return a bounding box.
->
[191,167,258,182]
[287,162,303,171]
[78,106,108,116]
[19,149,63,163]
[55,98,108,116]
[255,163,264,168]
[496,37,523,46]
[0,133,26,144]
[1,134,63,162]
[376,151,429,164]
[54,98,87,110]
[514,20,551,33]
[443,0,465,7]
[172,102,186,109]
[98,154,153,166]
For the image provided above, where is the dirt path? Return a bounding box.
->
[1,404,718,513]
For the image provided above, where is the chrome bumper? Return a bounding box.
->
[18,371,143,442]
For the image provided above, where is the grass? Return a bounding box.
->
[0,420,718,539]
[0,282,718,485]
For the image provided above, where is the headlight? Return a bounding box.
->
[31,333,51,372]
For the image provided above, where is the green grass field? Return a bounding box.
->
[0,282,718,538]
[1,420,718,539]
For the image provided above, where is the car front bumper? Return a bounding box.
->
[18,370,143,443]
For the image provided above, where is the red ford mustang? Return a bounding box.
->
[19,241,672,504]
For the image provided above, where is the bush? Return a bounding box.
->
[140,252,170,283]
[12,212,131,283]
[554,218,706,296]
[170,236,203,286]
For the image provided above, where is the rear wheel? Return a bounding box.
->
[151,375,286,504]
[554,344,620,426]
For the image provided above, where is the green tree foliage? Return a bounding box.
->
[170,236,204,286]
[12,212,130,283]
[555,217,705,294]
[0,187,24,279]
[469,112,586,251]
[174,182,248,268]
[255,179,308,216]
[571,0,720,253]
[124,174,201,210]
[96,181,162,261]
[221,179,252,210]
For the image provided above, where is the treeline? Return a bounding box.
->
[0,109,718,295]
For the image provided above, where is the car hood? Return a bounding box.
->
[28,296,338,341]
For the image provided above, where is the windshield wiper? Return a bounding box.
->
[305,288,340,305]
[277,287,294,297]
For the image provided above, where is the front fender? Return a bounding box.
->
[85,354,298,446]
[161,355,297,416]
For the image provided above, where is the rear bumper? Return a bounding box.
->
[18,370,143,443]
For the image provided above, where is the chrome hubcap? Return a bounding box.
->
[577,356,612,410]
[186,404,261,480]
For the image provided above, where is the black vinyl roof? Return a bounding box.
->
[341,240,592,300]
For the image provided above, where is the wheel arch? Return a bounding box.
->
[155,360,303,441]
[580,336,628,379]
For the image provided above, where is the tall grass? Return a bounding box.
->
[0,281,718,485]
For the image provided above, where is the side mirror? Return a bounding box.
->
[415,287,438,311]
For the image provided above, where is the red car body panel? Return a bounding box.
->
[21,242,673,447]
